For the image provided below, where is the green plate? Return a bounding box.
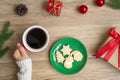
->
[50,37,88,75]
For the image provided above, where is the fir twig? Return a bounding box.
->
[0,21,15,57]
[107,0,120,9]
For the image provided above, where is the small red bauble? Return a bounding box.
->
[96,0,105,7]
[79,5,88,14]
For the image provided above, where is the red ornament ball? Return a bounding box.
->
[96,0,105,7]
[79,5,88,14]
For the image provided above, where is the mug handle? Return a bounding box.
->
[23,45,28,51]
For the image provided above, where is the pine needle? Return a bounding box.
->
[107,0,120,9]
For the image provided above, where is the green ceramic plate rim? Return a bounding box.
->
[50,37,88,75]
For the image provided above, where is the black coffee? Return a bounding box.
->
[26,28,47,49]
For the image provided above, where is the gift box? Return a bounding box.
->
[46,0,63,16]
[93,27,120,70]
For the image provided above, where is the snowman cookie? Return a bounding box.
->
[64,55,74,69]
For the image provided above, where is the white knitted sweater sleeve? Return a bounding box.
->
[16,59,32,80]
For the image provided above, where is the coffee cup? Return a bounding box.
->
[22,25,49,52]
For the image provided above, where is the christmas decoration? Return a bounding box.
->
[96,0,105,7]
[79,5,88,14]
[93,27,120,70]
[0,21,15,57]
[15,4,28,16]
[46,0,63,16]
[107,0,120,9]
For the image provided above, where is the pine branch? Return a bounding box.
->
[0,47,9,57]
[107,0,120,9]
[0,21,15,57]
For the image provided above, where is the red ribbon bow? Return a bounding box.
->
[46,0,63,16]
[93,28,120,68]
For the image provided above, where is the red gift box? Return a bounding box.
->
[93,28,120,70]
[46,0,63,16]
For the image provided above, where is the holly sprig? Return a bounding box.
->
[0,21,15,57]
[107,0,120,9]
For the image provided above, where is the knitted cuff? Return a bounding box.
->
[16,58,32,69]
[16,58,32,80]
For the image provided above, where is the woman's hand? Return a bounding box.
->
[13,43,29,61]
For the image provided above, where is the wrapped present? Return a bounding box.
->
[93,27,120,70]
[46,0,63,16]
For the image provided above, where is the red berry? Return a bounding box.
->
[79,5,88,14]
[96,0,105,7]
